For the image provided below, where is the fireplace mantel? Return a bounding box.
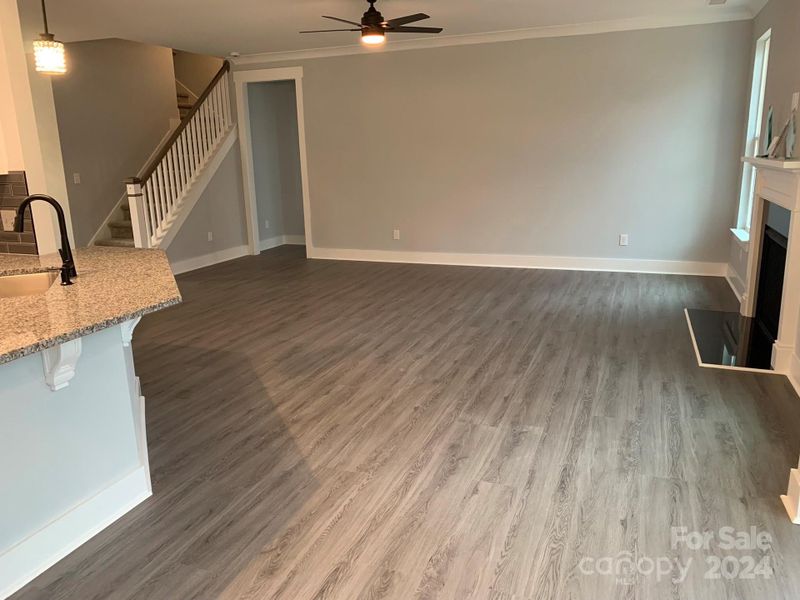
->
[742,156,800,171]
[741,157,800,214]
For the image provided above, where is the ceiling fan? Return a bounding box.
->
[300,0,444,46]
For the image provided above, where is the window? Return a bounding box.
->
[736,30,771,234]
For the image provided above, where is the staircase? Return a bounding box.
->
[175,80,198,120]
[93,61,236,251]
[95,203,134,247]
[177,93,193,119]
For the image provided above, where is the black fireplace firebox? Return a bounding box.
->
[747,224,789,368]
[756,225,788,341]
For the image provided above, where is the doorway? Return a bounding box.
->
[233,67,313,255]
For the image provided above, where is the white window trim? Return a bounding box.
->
[737,29,771,233]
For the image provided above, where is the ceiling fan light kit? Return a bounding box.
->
[300,0,443,47]
[361,31,386,46]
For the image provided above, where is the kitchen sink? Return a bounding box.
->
[0,271,59,298]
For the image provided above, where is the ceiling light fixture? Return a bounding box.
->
[301,0,442,47]
[33,0,66,75]
[361,28,386,46]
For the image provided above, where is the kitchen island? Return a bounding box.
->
[0,247,180,598]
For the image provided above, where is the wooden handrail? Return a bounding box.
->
[133,60,230,184]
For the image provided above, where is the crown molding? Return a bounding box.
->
[233,8,754,66]
[750,0,771,18]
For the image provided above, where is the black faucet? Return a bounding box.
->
[15,194,77,286]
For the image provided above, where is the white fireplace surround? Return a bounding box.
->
[740,157,800,381]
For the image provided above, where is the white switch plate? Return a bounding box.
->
[793,93,800,112]
[619,234,629,246]
[72,173,81,184]
[393,228,400,240]
[264,219,270,230]
[0,209,15,231]
[207,231,213,242]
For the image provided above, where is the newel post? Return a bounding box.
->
[124,178,150,249]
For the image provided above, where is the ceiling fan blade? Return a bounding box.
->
[322,15,363,27]
[386,13,430,27]
[387,26,443,34]
[300,28,361,33]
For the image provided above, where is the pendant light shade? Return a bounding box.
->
[33,0,66,75]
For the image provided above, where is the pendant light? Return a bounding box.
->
[33,0,66,75]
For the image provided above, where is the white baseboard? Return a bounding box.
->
[724,265,745,303]
[259,234,306,252]
[0,466,151,599]
[170,244,250,275]
[283,235,306,246]
[308,247,727,276]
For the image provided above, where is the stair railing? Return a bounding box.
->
[125,61,232,248]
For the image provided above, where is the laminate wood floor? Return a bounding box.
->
[13,245,800,600]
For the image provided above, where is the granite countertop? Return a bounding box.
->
[0,246,181,365]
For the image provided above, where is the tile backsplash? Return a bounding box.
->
[0,171,37,255]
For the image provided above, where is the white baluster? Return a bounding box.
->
[209,86,219,139]
[164,152,174,215]
[141,183,152,240]
[184,129,194,184]
[155,164,167,227]
[214,84,223,136]
[201,101,211,155]
[176,132,187,191]
[222,76,231,125]
[189,118,200,171]
[145,178,156,239]
[167,148,178,210]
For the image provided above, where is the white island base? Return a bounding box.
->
[0,320,152,598]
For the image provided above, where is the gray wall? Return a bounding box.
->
[248,80,305,241]
[240,21,751,262]
[172,50,224,97]
[755,0,800,142]
[166,144,249,264]
[52,39,178,246]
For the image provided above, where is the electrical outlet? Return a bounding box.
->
[264,219,270,230]
[207,231,213,242]
[72,173,81,184]
[619,234,629,247]
[393,228,401,241]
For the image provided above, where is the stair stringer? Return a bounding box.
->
[154,123,238,250]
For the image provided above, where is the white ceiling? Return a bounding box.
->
[48,0,765,58]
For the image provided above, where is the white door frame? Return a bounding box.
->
[233,66,314,255]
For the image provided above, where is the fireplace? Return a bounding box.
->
[733,157,800,375]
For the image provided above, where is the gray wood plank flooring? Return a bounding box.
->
[12,245,800,599]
